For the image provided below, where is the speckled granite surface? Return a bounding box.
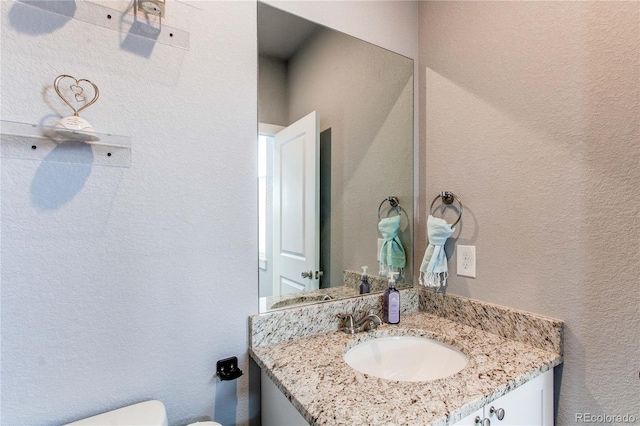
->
[343,269,413,292]
[261,271,411,312]
[251,289,419,347]
[418,287,564,355]
[250,289,563,425]
[262,286,359,311]
[343,269,391,292]
[250,311,562,426]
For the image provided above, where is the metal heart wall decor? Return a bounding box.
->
[51,74,101,141]
[54,74,100,117]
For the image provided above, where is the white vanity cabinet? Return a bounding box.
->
[263,368,553,426]
[262,370,308,426]
[454,370,553,425]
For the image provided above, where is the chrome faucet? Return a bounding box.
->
[355,311,382,332]
[337,313,356,334]
[337,311,382,334]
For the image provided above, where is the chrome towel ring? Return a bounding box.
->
[429,191,463,227]
[378,196,400,221]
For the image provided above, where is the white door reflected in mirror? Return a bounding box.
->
[260,112,321,298]
[272,111,320,296]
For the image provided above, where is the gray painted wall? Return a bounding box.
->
[258,56,288,126]
[418,2,640,423]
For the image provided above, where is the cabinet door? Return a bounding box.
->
[454,407,484,426]
[487,371,553,425]
[453,370,553,426]
[261,370,309,426]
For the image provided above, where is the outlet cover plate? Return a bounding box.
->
[456,245,476,278]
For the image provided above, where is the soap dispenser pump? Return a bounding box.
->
[383,272,400,324]
[358,266,370,294]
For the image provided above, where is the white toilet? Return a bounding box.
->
[64,400,168,426]
[64,400,223,426]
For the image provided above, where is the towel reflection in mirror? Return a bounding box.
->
[378,215,406,279]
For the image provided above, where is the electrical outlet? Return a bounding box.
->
[456,245,476,278]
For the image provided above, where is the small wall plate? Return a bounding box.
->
[216,356,243,381]
[456,245,476,278]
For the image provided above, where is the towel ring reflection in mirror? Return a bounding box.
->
[378,196,400,221]
[429,191,463,227]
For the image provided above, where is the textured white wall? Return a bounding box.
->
[419,2,640,423]
[1,2,258,425]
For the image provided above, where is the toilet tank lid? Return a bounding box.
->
[64,400,168,426]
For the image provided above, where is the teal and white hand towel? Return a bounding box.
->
[420,215,454,288]
[378,215,406,277]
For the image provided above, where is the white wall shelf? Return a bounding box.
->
[16,0,190,50]
[0,120,131,167]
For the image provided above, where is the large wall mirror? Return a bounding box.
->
[258,2,414,312]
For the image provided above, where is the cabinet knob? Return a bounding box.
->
[475,417,491,426]
[490,406,505,421]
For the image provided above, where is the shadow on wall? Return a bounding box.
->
[118,1,158,59]
[30,142,93,211]
[9,1,76,34]
[9,0,159,59]
[120,22,157,58]
[560,326,603,420]
[214,380,238,426]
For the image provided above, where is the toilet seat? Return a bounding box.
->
[64,400,168,426]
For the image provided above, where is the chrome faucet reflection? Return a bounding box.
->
[337,311,382,334]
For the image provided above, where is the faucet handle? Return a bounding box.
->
[355,309,372,321]
[362,313,383,331]
[337,313,354,325]
[337,314,356,334]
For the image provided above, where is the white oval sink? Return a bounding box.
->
[343,336,468,382]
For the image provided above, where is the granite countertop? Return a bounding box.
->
[260,270,411,312]
[250,311,562,426]
[261,286,359,311]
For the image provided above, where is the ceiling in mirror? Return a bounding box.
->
[258,2,414,312]
[258,5,320,60]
